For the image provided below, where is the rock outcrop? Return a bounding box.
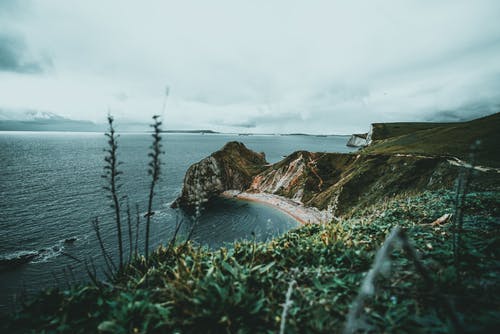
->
[173,142,267,211]
[176,141,460,218]
[175,113,500,220]
[346,133,368,147]
[249,152,458,217]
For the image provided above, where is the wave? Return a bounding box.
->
[0,236,79,269]
[0,250,39,267]
[31,244,65,264]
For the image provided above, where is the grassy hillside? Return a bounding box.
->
[370,122,447,141]
[364,112,500,167]
[253,151,464,216]
[3,190,499,333]
[3,114,499,333]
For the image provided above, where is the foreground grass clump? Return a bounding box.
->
[3,190,499,333]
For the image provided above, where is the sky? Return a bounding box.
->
[0,0,500,134]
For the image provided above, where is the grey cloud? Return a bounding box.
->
[0,0,27,17]
[114,92,129,102]
[425,103,500,123]
[219,120,257,128]
[1,1,500,131]
[0,34,52,73]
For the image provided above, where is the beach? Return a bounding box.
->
[221,190,333,225]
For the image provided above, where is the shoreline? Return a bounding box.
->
[221,190,332,225]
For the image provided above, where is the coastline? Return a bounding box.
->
[221,190,332,225]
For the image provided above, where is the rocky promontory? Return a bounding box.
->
[173,141,267,211]
[175,143,460,219]
[176,113,500,219]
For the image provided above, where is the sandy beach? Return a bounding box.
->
[221,190,333,225]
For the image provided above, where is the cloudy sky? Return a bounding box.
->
[1,0,499,134]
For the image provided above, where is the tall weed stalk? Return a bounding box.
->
[344,227,461,333]
[145,115,163,260]
[452,140,479,276]
[102,115,124,269]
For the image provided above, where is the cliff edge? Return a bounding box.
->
[175,143,461,218]
[173,141,267,211]
[176,113,499,217]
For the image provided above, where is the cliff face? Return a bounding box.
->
[346,133,368,147]
[249,151,313,201]
[176,141,461,218]
[174,141,267,210]
[250,152,457,216]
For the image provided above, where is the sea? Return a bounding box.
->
[0,131,357,312]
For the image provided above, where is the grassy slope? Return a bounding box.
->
[369,122,450,141]
[3,190,499,333]
[364,112,500,167]
[212,141,268,179]
[3,114,500,333]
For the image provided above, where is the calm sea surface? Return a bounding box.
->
[0,132,356,312]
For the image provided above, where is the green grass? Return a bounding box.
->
[370,122,450,141]
[4,190,499,333]
[365,112,500,167]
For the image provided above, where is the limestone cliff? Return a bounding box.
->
[173,141,267,211]
[176,141,460,218]
[176,114,499,219]
[249,152,458,217]
[346,133,368,147]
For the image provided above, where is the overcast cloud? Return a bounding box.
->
[0,0,499,133]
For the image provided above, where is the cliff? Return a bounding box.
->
[346,133,368,147]
[364,112,500,167]
[176,113,500,217]
[173,141,267,211]
[251,151,458,217]
[176,143,461,217]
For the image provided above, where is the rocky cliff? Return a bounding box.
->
[250,152,458,217]
[346,133,368,147]
[173,141,267,211]
[175,141,464,217]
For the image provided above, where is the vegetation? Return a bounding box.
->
[3,189,499,333]
[145,115,163,261]
[2,114,499,332]
[364,112,500,167]
[89,114,165,281]
[211,141,268,180]
[102,115,125,269]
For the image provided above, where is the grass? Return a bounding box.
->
[3,189,499,333]
[3,113,499,332]
[364,112,500,167]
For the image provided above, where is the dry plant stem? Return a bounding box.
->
[184,219,198,246]
[167,213,184,253]
[279,279,297,334]
[91,217,116,276]
[135,204,140,257]
[126,199,133,263]
[452,142,478,278]
[398,230,462,333]
[145,115,163,260]
[343,228,400,334]
[84,260,99,286]
[103,115,124,269]
[344,227,462,334]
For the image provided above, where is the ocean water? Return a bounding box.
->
[0,132,356,312]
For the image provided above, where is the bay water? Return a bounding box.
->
[0,132,356,312]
